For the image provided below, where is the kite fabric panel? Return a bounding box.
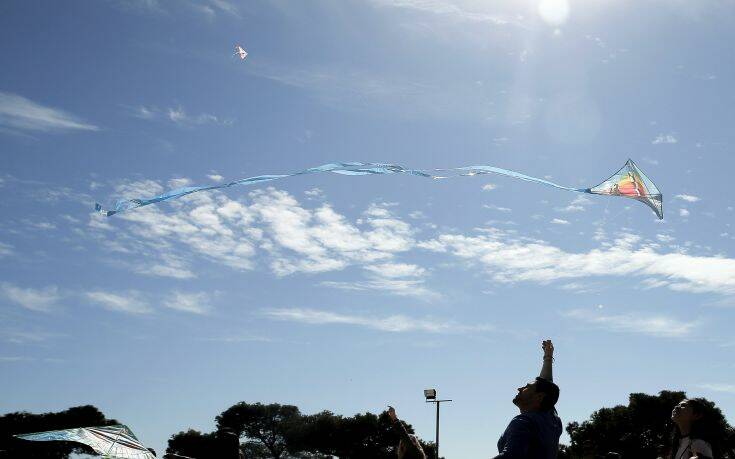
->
[15,424,155,459]
[586,159,663,219]
[95,159,663,219]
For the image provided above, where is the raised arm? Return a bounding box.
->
[388,406,412,443]
[539,340,554,382]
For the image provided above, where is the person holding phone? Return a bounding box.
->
[387,406,427,459]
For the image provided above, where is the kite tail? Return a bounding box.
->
[94,161,662,219]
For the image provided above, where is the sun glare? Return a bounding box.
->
[538,0,570,26]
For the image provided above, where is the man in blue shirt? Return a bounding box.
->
[493,340,562,459]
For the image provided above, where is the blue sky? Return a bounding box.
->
[1,0,735,457]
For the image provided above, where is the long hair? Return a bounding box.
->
[669,398,716,459]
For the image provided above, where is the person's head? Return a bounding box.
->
[671,398,706,435]
[513,377,559,412]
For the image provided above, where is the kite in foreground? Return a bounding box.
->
[15,425,155,459]
[234,44,247,60]
[95,159,663,219]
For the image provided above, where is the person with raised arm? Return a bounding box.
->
[492,340,562,459]
[387,406,427,459]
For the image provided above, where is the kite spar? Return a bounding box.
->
[95,159,663,220]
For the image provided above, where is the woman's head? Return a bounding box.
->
[671,398,706,431]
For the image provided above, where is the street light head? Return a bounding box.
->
[424,389,436,400]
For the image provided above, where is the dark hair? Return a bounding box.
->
[669,398,718,459]
[535,377,560,411]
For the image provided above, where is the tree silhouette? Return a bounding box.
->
[168,402,441,459]
[566,391,735,458]
[0,405,116,459]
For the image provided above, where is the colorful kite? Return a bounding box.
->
[234,44,247,60]
[95,159,663,219]
[15,424,155,459]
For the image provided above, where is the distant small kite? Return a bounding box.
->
[234,44,248,60]
[15,424,155,459]
[95,159,663,219]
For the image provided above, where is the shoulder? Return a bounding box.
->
[506,414,535,432]
[526,410,563,432]
[691,438,713,456]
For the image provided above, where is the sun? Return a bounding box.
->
[538,0,570,26]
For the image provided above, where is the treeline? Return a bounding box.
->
[167,402,440,459]
[560,391,735,459]
[1,391,734,458]
[0,405,118,457]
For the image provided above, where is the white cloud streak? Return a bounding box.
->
[132,105,233,126]
[85,291,152,314]
[0,242,13,258]
[163,291,212,315]
[652,133,678,144]
[419,230,735,296]
[564,308,697,338]
[368,0,524,27]
[0,92,98,133]
[697,383,735,394]
[263,308,493,334]
[675,194,700,203]
[0,283,60,312]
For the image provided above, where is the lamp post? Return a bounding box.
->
[424,389,451,459]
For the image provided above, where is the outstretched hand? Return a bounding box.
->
[542,340,554,359]
[387,405,398,422]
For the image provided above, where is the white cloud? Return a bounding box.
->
[656,234,675,243]
[368,0,524,27]
[675,194,700,203]
[557,195,591,213]
[679,208,690,217]
[89,187,423,298]
[697,383,735,394]
[304,187,324,198]
[564,308,696,338]
[91,184,735,302]
[207,174,224,183]
[551,218,570,225]
[419,230,735,295]
[364,262,426,278]
[263,307,493,334]
[163,292,212,315]
[1,330,61,344]
[131,105,232,126]
[167,107,232,126]
[116,0,239,18]
[0,92,98,133]
[134,257,196,279]
[0,283,60,312]
[0,242,13,258]
[320,278,438,300]
[652,133,678,144]
[85,291,152,314]
[322,261,437,300]
[482,183,497,191]
[484,204,511,212]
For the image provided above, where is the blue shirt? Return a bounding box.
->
[494,410,562,459]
